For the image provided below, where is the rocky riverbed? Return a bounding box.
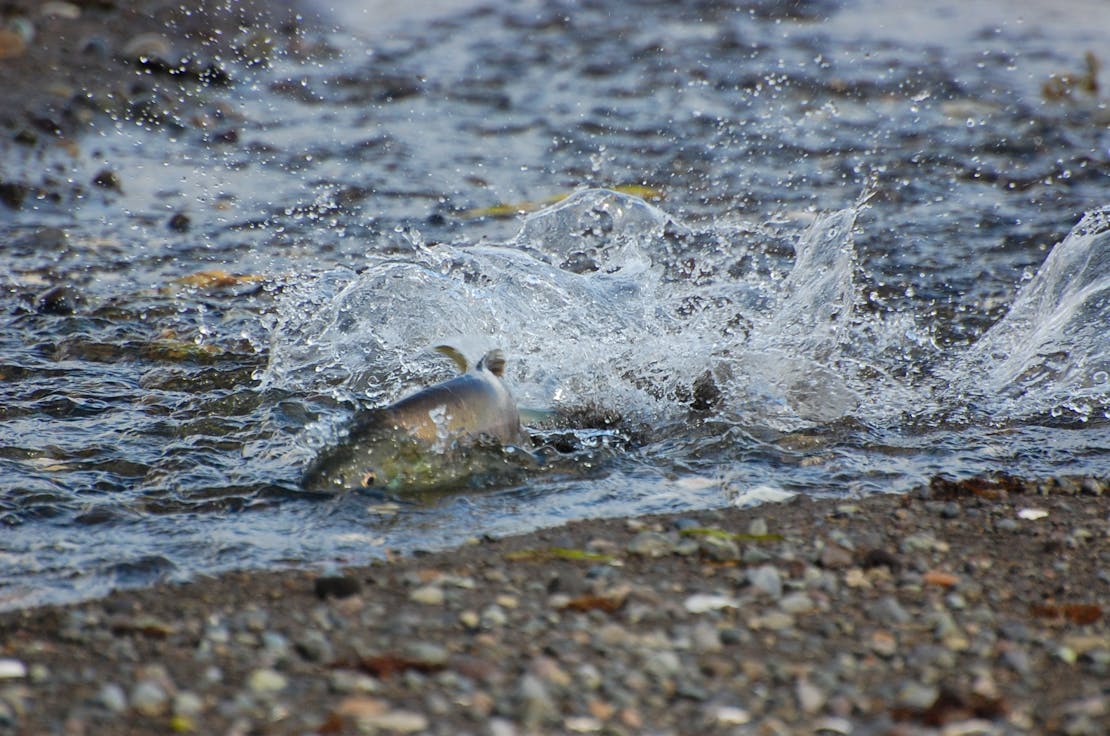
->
[1,476,1107,735]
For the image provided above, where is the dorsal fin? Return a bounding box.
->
[477,349,506,377]
[434,345,469,373]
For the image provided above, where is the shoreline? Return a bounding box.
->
[1,476,1107,734]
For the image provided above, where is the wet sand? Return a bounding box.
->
[1,4,1107,735]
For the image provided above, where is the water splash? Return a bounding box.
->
[261,189,889,439]
[952,206,1110,423]
[263,190,1110,451]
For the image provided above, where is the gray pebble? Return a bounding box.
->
[130,680,168,716]
[896,681,939,710]
[628,531,674,557]
[294,630,334,663]
[699,535,741,562]
[98,683,127,713]
[870,596,911,625]
[779,592,815,614]
[403,641,449,667]
[173,691,203,717]
[748,565,783,599]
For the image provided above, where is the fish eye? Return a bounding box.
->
[360,471,376,487]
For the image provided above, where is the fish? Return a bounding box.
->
[301,347,529,492]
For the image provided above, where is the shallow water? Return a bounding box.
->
[2,0,1109,608]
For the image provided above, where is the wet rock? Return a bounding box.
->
[0,182,28,209]
[34,285,84,315]
[314,575,361,599]
[91,168,122,193]
[167,212,191,233]
[122,33,173,62]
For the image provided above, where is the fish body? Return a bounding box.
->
[302,349,527,492]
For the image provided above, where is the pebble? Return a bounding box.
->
[748,564,783,599]
[0,660,26,680]
[173,691,203,717]
[870,595,911,625]
[699,535,741,562]
[711,705,752,725]
[481,604,508,628]
[819,543,854,569]
[330,669,379,694]
[130,679,169,716]
[247,668,287,695]
[684,593,738,614]
[409,584,445,605]
[869,629,898,657]
[778,592,815,614]
[897,681,939,710]
[294,629,334,663]
[97,683,127,713]
[41,2,81,19]
[796,677,826,714]
[518,673,556,727]
[359,710,429,732]
[627,531,673,557]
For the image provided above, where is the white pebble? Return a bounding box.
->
[0,659,26,679]
[409,584,445,605]
[684,593,739,613]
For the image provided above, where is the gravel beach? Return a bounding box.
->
[2,3,1108,735]
[1,476,1107,735]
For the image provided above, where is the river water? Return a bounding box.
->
[2,0,1108,608]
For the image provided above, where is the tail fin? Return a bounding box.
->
[434,345,469,373]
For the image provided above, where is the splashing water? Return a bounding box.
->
[952,207,1110,423]
[262,190,1110,465]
